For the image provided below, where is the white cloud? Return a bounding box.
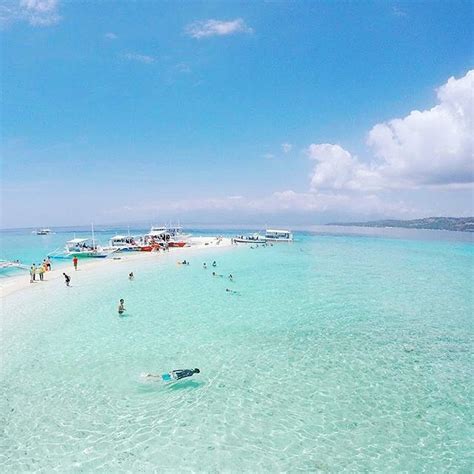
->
[185,18,253,39]
[1,0,61,26]
[282,143,293,153]
[121,52,155,64]
[263,153,275,160]
[308,144,383,191]
[367,70,473,187]
[308,70,474,193]
[105,32,118,40]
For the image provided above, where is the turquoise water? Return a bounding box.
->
[1,229,473,471]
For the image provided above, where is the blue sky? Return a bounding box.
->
[1,0,473,228]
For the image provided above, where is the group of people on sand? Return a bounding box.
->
[29,258,52,283]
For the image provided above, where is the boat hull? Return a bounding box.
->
[168,241,187,248]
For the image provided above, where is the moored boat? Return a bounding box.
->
[265,229,293,242]
[48,237,117,259]
[232,233,266,244]
[34,228,52,235]
[106,235,140,252]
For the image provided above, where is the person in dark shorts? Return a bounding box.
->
[63,273,71,286]
[145,368,200,382]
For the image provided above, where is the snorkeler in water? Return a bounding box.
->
[226,288,240,295]
[145,368,200,382]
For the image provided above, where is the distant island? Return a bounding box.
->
[327,217,474,232]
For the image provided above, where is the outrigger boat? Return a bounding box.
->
[142,225,189,248]
[264,229,293,242]
[48,224,117,259]
[48,238,117,259]
[232,233,266,244]
[232,228,293,244]
[34,228,52,235]
[106,235,140,252]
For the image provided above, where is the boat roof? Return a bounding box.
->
[67,238,90,244]
[266,229,291,233]
[111,235,131,239]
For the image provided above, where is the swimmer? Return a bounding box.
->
[226,288,239,295]
[179,260,189,265]
[145,368,200,382]
[228,274,233,281]
[129,272,134,280]
[212,272,224,278]
[118,299,126,314]
[203,262,207,269]
[212,261,217,267]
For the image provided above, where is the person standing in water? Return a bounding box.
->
[63,273,71,286]
[129,272,134,280]
[73,256,78,271]
[212,261,217,267]
[46,257,51,271]
[118,299,126,314]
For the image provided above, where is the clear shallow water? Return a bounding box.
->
[1,231,473,472]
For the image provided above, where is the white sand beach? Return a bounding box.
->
[1,237,234,299]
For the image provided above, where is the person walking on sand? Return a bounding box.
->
[118,299,126,315]
[30,264,35,283]
[63,273,71,286]
[38,265,45,281]
[73,256,78,271]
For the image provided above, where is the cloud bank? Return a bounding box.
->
[309,70,473,194]
[170,70,472,220]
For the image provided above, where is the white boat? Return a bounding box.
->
[265,229,293,242]
[232,233,266,244]
[34,228,52,235]
[144,225,190,248]
[48,224,117,259]
[48,238,116,259]
[106,235,140,252]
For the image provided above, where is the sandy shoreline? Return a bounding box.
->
[0,237,234,299]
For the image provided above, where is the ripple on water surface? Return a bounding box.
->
[1,235,473,471]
